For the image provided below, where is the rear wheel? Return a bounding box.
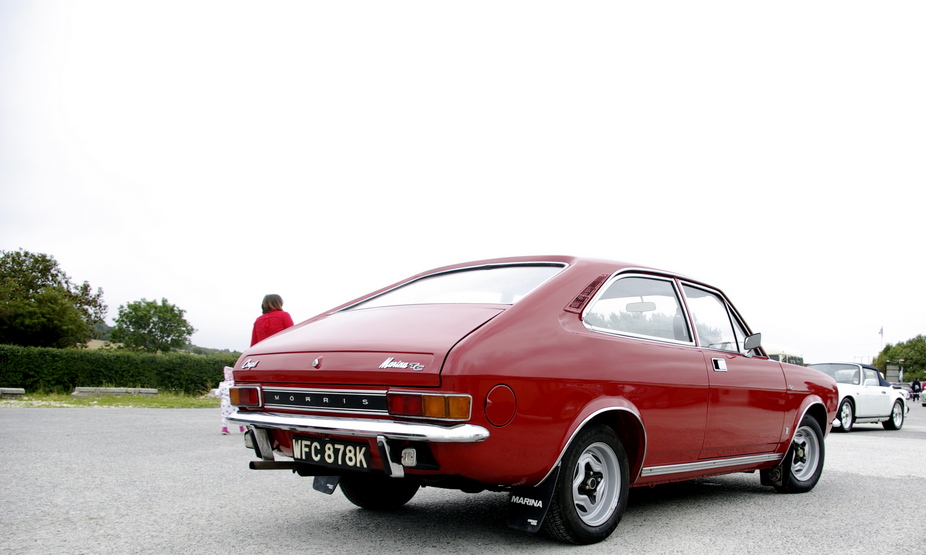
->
[882,400,904,430]
[774,415,824,493]
[836,399,854,432]
[542,425,629,545]
[340,474,420,510]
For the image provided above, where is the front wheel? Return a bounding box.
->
[339,474,420,510]
[774,415,824,493]
[882,400,905,430]
[542,425,629,545]
[836,399,854,432]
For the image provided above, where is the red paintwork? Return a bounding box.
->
[233,255,838,488]
[238,304,505,387]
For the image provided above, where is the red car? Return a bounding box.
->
[229,256,838,544]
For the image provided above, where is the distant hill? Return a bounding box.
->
[178,345,243,356]
[88,323,239,356]
[82,339,239,356]
[93,322,113,340]
[84,339,116,350]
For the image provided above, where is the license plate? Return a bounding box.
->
[292,436,371,471]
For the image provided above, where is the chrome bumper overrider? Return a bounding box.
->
[228,410,491,443]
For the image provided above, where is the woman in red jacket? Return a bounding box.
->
[250,294,295,346]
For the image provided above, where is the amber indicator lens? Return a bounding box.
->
[387,392,471,420]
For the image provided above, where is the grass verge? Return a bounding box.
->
[0,392,221,408]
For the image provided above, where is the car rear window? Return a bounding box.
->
[348,264,565,309]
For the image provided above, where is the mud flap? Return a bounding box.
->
[313,476,340,494]
[506,465,560,533]
[760,457,786,488]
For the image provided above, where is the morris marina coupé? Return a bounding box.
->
[229,256,838,544]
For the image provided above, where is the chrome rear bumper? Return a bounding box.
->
[228,410,490,443]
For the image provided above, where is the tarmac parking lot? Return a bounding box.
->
[1,403,924,554]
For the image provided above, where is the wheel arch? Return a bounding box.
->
[792,399,830,443]
[588,409,646,483]
[838,395,855,413]
[550,401,646,485]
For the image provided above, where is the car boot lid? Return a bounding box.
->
[235,304,504,387]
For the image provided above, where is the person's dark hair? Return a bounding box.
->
[261,294,284,314]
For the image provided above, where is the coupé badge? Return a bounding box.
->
[242,359,259,370]
[379,357,425,371]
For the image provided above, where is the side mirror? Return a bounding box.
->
[744,333,762,352]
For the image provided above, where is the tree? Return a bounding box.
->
[110,298,196,353]
[0,249,107,348]
[873,334,926,381]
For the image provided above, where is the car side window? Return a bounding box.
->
[682,285,739,352]
[584,276,691,342]
[863,368,879,385]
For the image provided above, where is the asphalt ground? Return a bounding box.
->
[1,403,924,554]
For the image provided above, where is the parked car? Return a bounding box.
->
[892,383,912,401]
[807,363,908,432]
[229,256,839,544]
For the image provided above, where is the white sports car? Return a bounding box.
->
[807,363,908,432]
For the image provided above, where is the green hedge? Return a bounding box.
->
[0,345,240,395]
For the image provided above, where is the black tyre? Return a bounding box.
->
[339,474,420,510]
[775,415,824,493]
[882,400,905,430]
[542,425,629,545]
[836,399,854,432]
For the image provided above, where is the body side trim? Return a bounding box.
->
[641,453,783,477]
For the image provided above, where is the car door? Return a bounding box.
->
[681,283,788,459]
[855,367,893,417]
[582,274,709,466]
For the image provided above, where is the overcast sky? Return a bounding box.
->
[2,2,924,363]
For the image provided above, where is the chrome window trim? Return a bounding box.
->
[679,280,756,354]
[581,272,695,346]
[582,325,695,346]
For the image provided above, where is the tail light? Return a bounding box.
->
[230,386,262,408]
[387,392,472,421]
